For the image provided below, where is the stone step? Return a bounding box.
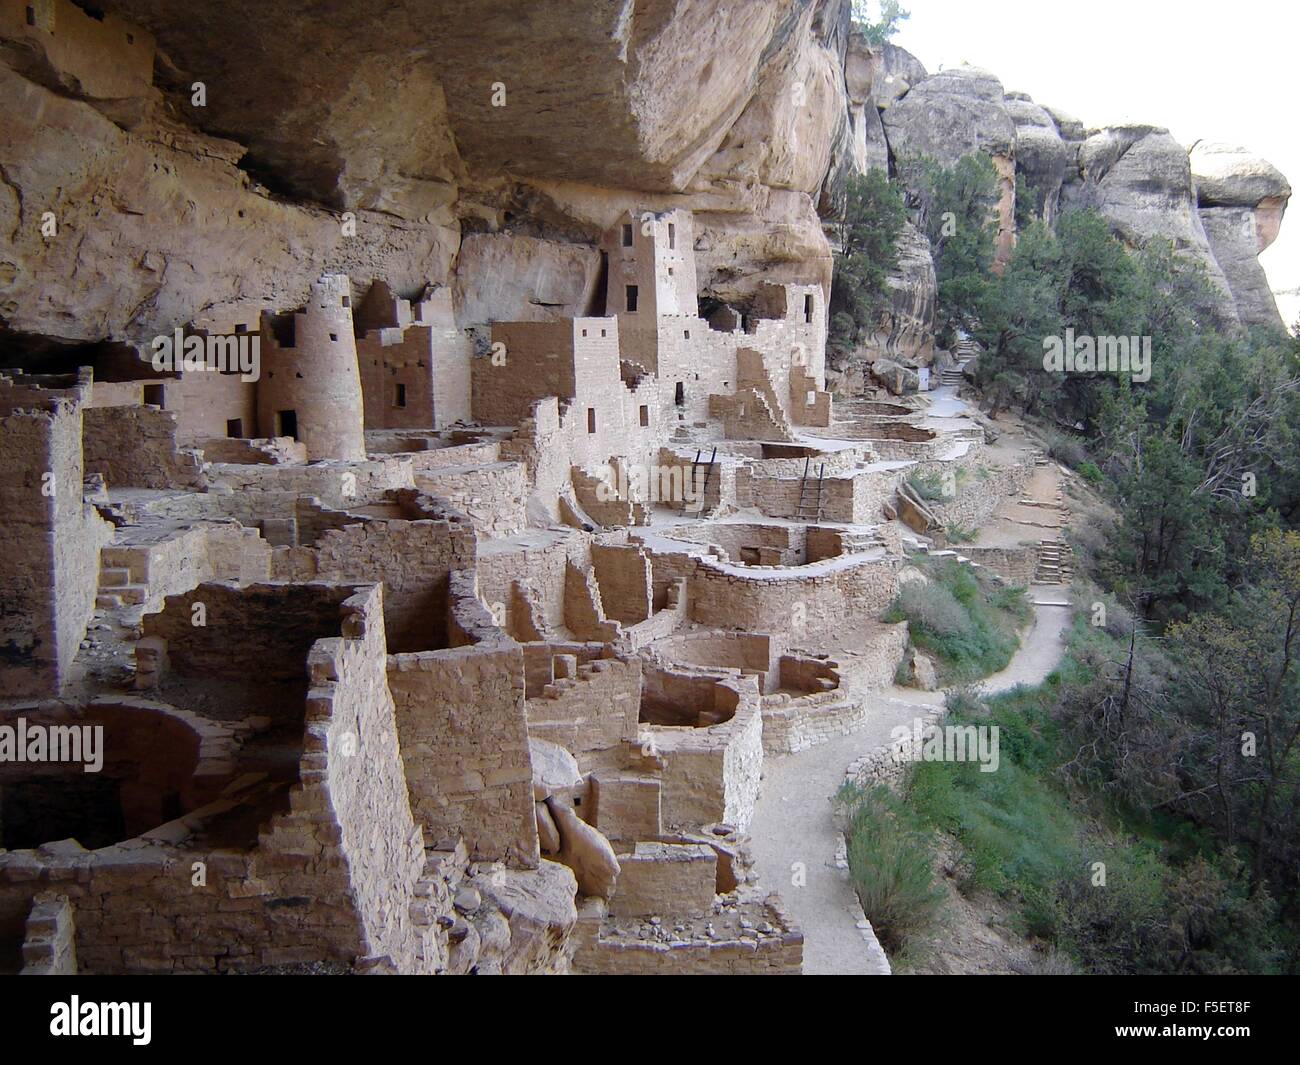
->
[100,566,132,588]
[95,593,124,609]
[117,584,149,606]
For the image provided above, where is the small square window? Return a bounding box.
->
[226,418,243,438]
[684,329,690,339]
[581,328,588,337]
[329,332,338,342]
[143,384,164,407]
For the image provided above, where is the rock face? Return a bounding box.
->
[881,66,1017,264]
[1190,142,1292,329]
[1004,93,1073,227]
[876,221,938,361]
[0,0,1289,363]
[843,30,891,176]
[453,234,602,330]
[1064,124,1241,327]
[875,41,928,109]
[0,62,457,346]
[1,0,855,355]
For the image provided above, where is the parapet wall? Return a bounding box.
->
[386,581,538,867]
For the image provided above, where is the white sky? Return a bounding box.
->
[888,0,1299,329]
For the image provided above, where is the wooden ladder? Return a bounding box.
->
[795,458,825,522]
[690,447,717,514]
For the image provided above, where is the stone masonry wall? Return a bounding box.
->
[82,405,206,490]
[387,637,539,867]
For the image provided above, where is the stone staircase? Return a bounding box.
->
[95,557,149,612]
[1033,539,1074,585]
[939,341,980,386]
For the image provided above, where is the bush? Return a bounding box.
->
[1044,430,1088,468]
[907,470,946,501]
[894,580,970,638]
[886,560,1028,683]
[838,782,945,956]
[902,620,1286,974]
[1077,460,1104,485]
[947,523,977,544]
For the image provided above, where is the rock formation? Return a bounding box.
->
[1190,142,1293,328]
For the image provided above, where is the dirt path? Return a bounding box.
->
[747,590,1071,975]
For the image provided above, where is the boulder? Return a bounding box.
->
[535,801,561,855]
[870,357,921,395]
[1189,142,1292,210]
[546,799,621,900]
[529,738,582,801]
[909,650,939,691]
[476,860,579,975]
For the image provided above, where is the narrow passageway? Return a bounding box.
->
[748,593,1071,974]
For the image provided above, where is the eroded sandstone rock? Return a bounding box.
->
[546,798,620,900]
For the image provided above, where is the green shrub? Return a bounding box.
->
[885,560,1027,682]
[893,580,970,638]
[1044,430,1087,468]
[907,470,946,501]
[1077,460,1104,485]
[946,523,977,544]
[838,782,945,956]
[899,621,1286,974]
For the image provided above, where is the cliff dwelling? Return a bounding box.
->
[0,0,1293,990]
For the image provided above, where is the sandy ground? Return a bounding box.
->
[747,591,1071,975]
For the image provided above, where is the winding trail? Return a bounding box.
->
[747,590,1071,975]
